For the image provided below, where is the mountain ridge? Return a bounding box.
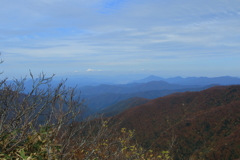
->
[133,75,240,85]
[79,80,205,96]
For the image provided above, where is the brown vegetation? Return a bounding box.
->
[112,85,240,159]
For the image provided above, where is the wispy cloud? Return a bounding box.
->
[86,69,103,72]
[1,0,240,78]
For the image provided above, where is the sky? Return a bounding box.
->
[1,0,240,79]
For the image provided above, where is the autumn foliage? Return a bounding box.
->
[112,85,240,159]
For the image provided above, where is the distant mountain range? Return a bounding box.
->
[50,74,149,87]
[12,75,240,118]
[11,75,240,93]
[111,85,240,159]
[78,80,204,95]
[18,75,240,92]
[78,75,240,115]
[133,75,240,85]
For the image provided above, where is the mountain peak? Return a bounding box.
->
[132,75,165,83]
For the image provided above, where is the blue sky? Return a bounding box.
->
[1,0,240,79]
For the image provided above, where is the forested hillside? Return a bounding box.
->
[111,85,240,159]
[99,97,150,117]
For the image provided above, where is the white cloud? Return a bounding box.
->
[86,69,103,72]
[86,69,94,72]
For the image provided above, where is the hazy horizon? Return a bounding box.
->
[1,0,240,79]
